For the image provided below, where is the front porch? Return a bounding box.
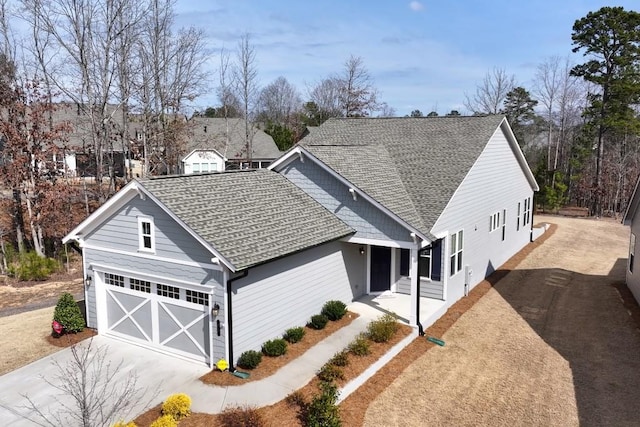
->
[350,291,448,330]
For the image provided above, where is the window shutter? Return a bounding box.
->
[430,239,442,281]
[400,249,409,276]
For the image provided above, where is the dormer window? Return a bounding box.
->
[138,216,155,252]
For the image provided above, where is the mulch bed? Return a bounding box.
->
[46,328,97,348]
[200,311,359,386]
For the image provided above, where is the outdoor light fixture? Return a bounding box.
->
[359,247,365,255]
[85,275,92,287]
[211,302,220,317]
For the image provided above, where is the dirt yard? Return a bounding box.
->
[0,274,83,375]
[363,216,638,427]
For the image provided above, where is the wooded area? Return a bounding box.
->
[0,3,638,273]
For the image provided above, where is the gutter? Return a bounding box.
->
[530,194,535,243]
[226,269,248,371]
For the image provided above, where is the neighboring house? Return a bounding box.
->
[183,118,281,173]
[623,177,640,304]
[63,115,538,367]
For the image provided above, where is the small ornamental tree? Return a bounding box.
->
[53,292,85,334]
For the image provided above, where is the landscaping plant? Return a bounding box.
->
[307,314,329,330]
[262,338,287,357]
[316,363,344,383]
[367,313,399,343]
[111,421,136,427]
[149,414,177,427]
[306,381,342,427]
[237,350,262,369]
[161,393,192,420]
[283,326,305,343]
[321,300,347,321]
[329,350,349,367]
[53,292,85,334]
[348,333,371,356]
[219,405,265,427]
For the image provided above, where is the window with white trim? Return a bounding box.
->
[157,284,179,299]
[489,211,500,232]
[502,209,506,241]
[201,163,209,173]
[192,163,200,173]
[630,233,636,274]
[523,197,532,226]
[186,290,209,306]
[450,230,463,276]
[138,217,155,252]
[399,248,432,280]
[105,272,124,287]
[129,278,151,293]
[419,249,431,280]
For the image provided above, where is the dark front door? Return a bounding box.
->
[370,246,391,292]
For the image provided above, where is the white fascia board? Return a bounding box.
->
[298,147,431,244]
[500,118,540,192]
[62,180,142,244]
[623,176,640,225]
[267,146,302,171]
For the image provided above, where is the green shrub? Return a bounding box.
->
[150,415,177,427]
[262,338,287,357]
[321,300,347,321]
[307,314,329,330]
[237,350,262,369]
[306,382,341,427]
[219,405,265,427]
[317,363,344,383]
[53,292,85,334]
[283,326,305,343]
[161,393,191,420]
[10,250,59,281]
[348,333,371,356]
[329,350,349,367]
[367,313,399,343]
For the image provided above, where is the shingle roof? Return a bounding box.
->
[186,118,282,160]
[140,169,353,270]
[299,115,507,236]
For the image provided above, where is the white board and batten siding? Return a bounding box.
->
[431,126,534,302]
[231,241,366,360]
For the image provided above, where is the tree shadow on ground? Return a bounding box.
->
[491,257,640,426]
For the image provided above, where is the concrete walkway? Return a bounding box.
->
[0,300,419,425]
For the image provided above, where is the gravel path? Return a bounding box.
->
[364,216,638,427]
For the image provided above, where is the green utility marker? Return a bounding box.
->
[427,337,445,346]
[231,370,250,379]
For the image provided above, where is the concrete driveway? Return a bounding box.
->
[364,216,640,426]
[0,335,210,426]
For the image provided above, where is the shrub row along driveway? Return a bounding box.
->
[364,216,639,427]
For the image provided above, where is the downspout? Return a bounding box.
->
[226,269,248,372]
[416,246,424,336]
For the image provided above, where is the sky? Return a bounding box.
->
[174,0,639,116]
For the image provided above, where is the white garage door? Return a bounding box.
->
[102,272,211,363]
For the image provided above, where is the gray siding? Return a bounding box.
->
[231,241,365,361]
[85,195,215,265]
[431,127,533,302]
[396,278,443,299]
[281,158,413,242]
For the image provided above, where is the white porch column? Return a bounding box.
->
[410,247,419,325]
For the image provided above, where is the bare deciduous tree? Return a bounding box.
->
[257,76,301,125]
[339,55,379,117]
[22,339,154,427]
[464,67,516,114]
[233,33,259,166]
